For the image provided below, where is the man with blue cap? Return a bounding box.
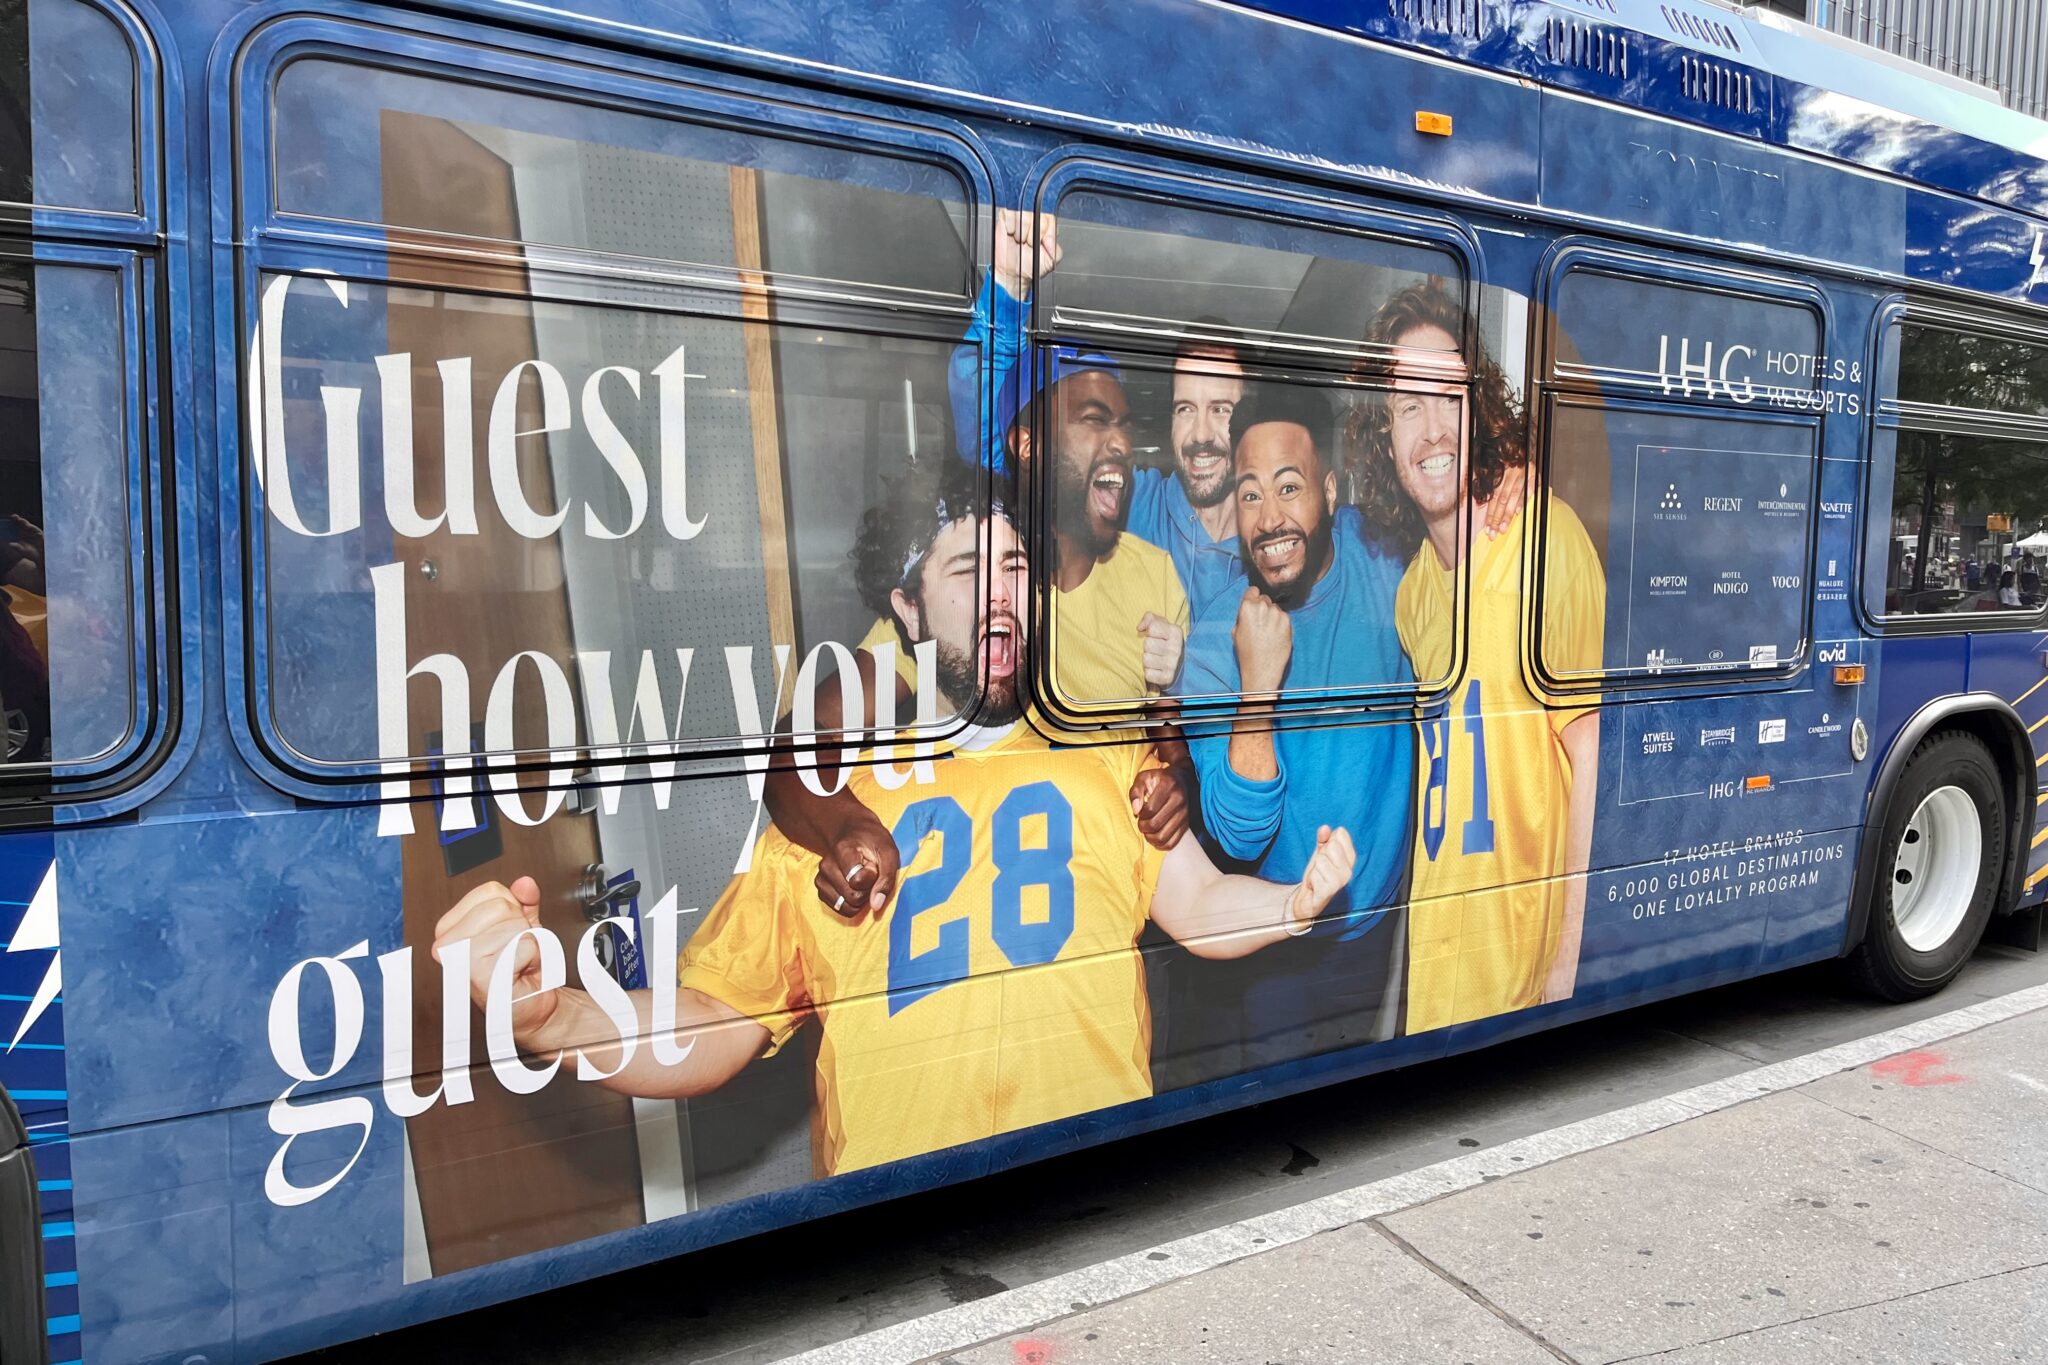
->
[944,208,1188,712]
[760,208,1193,917]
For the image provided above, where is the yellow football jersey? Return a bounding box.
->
[1047,535,1190,713]
[680,723,1167,1177]
[1395,495,1604,1033]
[857,617,924,694]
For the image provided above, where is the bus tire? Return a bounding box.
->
[1850,729,2007,1002]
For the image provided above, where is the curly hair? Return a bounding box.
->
[850,461,1007,640]
[1342,278,1527,554]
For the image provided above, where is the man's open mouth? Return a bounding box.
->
[1089,464,1128,522]
[1255,533,1303,567]
[981,618,1017,677]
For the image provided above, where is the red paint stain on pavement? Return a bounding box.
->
[1871,1050,1964,1086]
[1014,1340,1059,1364]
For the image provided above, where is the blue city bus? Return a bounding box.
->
[3,0,2047,1359]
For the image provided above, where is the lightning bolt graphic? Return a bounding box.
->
[7,861,59,1051]
[2032,229,2048,292]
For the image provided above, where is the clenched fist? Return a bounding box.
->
[1138,611,1185,691]
[432,876,560,1046]
[814,810,902,916]
[993,207,1061,300]
[1283,826,1356,934]
[1233,588,1293,695]
[1129,764,1192,849]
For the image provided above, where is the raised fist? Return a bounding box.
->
[993,207,1062,300]
[432,876,559,1044]
[1284,825,1356,933]
[814,810,903,916]
[1233,588,1293,695]
[1138,611,1185,691]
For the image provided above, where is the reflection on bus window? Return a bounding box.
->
[0,259,140,769]
[272,59,973,303]
[1895,323,2048,420]
[1884,429,2048,616]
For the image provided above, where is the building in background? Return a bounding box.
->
[1754,0,2048,119]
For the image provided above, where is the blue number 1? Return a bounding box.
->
[1421,681,1494,862]
[886,784,1078,1012]
[1461,680,1496,855]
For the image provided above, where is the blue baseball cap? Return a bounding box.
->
[992,344,1124,449]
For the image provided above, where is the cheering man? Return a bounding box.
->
[435,471,1356,1177]
[1170,383,1416,1074]
[1350,280,1604,1031]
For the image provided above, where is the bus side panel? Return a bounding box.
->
[58,807,405,1363]
[40,0,2046,1359]
[1967,629,2048,903]
[0,830,68,1365]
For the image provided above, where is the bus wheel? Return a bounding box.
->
[1851,730,2007,1002]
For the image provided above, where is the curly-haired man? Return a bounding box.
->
[1348,280,1605,1031]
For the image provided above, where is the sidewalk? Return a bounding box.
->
[941,1007,2048,1364]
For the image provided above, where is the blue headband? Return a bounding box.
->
[897,491,1016,593]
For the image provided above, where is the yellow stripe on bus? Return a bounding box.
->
[2016,677,2048,708]
[2033,825,2048,850]
[2030,862,2048,892]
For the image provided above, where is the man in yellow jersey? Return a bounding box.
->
[766,209,1194,918]
[432,474,1355,1178]
[1348,281,1604,1033]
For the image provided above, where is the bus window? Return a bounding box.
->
[1541,259,1825,682]
[1868,317,2048,621]
[270,59,974,306]
[1040,184,1467,370]
[1020,179,1471,723]
[249,61,984,794]
[7,0,141,216]
[0,256,150,777]
[1893,321,2048,419]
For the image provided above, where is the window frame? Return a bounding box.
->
[221,15,998,797]
[1531,241,1831,697]
[1860,294,2048,635]
[0,0,185,820]
[1017,155,1484,735]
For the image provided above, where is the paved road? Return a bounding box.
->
[293,937,2048,1364]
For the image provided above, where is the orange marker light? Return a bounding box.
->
[1746,775,1773,792]
[1415,111,1454,136]
[1833,664,1866,685]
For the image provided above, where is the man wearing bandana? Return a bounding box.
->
[433,472,1357,1177]
[765,209,1193,917]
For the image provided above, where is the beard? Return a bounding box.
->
[1246,512,1336,611]
[1176,440,1232,508]
[935,637,1022,727]
[1053,453,1124,558]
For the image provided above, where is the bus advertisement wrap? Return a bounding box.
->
[237,118,1854,1279]
[38,4,2048,1355]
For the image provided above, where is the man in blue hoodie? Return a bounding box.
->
[1166,381,1416,1080]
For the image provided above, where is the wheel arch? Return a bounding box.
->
[1843,692,2036,956]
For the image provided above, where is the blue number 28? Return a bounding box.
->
[886,781,1076,1012]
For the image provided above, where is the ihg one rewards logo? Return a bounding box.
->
[263,890,699,1207]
